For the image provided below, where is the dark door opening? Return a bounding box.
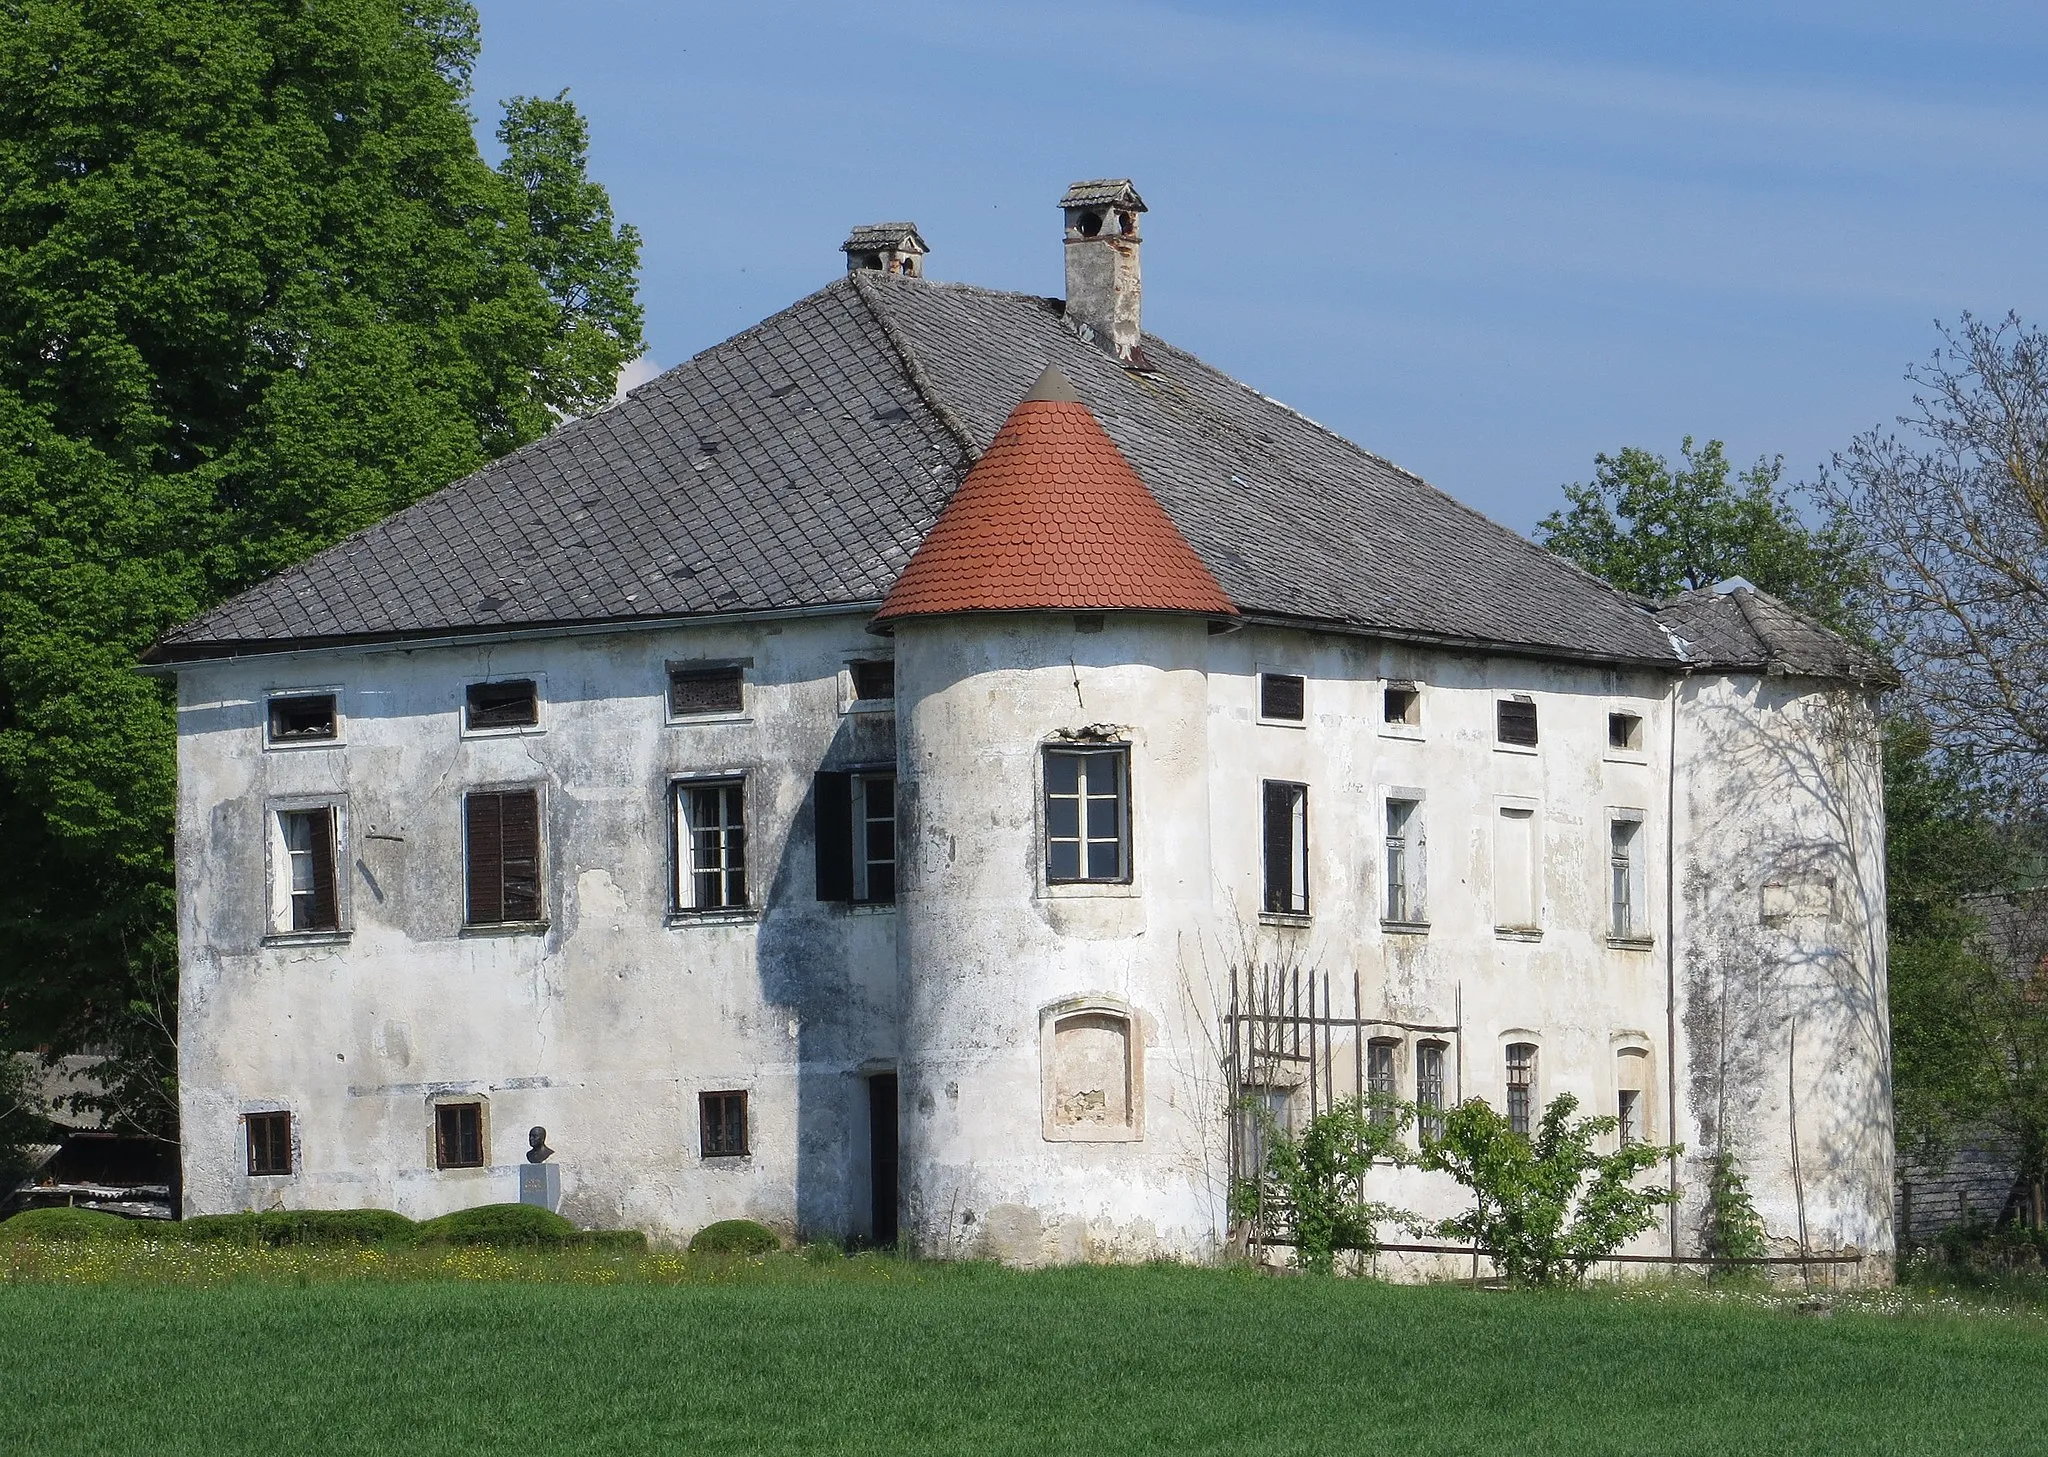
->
[868,1073,899,1248]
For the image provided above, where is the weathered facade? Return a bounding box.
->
[153,181,1894,1271]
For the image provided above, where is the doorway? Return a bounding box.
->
[868,1073,899,1248]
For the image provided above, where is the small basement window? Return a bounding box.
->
[1609,712,1643,751]
[1260,673,1306,722]
[246,1111,292,1175]
[1384,684,1420,726]
[465,679,538,731]
[669,664,745,718]
[1497,696,1538,747]
[849,660,895,703]
[435,1102,485,1169]
[700,1090,749,1157]
[268,694,337,743]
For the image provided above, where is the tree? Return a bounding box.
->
[0,0,642,1135]
[1537,436,1868,628]
[1419,1093,1679,1287]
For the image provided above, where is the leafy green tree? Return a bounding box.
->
[1,1049,54,1193]
[1536,437,1867,628]
[0,0,641,1134]
[1233,1097,1411,1275]
[1698,1150,1767,1279]
[1419,1093,1679,1286]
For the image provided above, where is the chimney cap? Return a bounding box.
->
[1059,179,1146,212]
[840,222,929,255]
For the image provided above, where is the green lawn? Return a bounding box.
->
[3,1257,2045,1456]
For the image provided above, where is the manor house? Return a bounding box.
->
[151,181,1894,1270]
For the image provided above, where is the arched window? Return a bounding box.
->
[1504,1043,1538,1134]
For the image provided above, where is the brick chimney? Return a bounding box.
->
[841,223,929,278]
[1060,179,1148,367]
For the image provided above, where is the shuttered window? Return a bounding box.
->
[1260,673,1306,722]
[669,665,745,717]
[1497,697,1538,747]
[466,789,542,925]
[279,807,340,931]
[1262,781,1309,915]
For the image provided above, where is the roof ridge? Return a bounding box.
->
[849,271,979,458]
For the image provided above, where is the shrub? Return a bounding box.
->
[1231,1096,1411,1275]
[415,1203,575,1247]
[689,1219,779,1255]
[181,1209,416,1246]
[0,1207,142,1243]
[562,1229,648,1254]
[1700,1151,1768,1279]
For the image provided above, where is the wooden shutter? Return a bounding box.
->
[1261,673,1305,721]
[466,794,502,924]
[1262,781,1294,913]
[501,790,541,922]
[814,772,854,901]
[1497,698,1538,746]
[670,666,744,716]
[307,806,339,930]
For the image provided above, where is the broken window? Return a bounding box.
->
[1610,817,1643,938]
[1496,696,1538,747]
[1262,781,1309,915]
[670,665,745,718]
[246,1111,292,1175]
[267,694,336,743]
[1383,683,1420,726]
[1617,1049,1649,1147]
[1494,806,1537,930]
[1416,1043,1446,1142]
[1609,711,1643,751]
[814,771,895,904]
[676,779,747,911]
[1384,798,1420,923]
[1505,1043,1537,1135]
[435,1102,484,1169]
[465,679,538,731]
[849,659,895,703]
[1366,1039,1398,1124]
[700,1090,748,1157]
[465,789,542,925]
[277,807,340,932]
[1260,672,1306,722]
[1044,746,1128,883]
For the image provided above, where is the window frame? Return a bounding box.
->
[672,775,750,915]
[264,689,342,749]
[853,770,897,904]
[1042,743,1133,887]
[667,660,751,724]
[1365,1038,1399,1125]
[699,1090,750,1158]
[1505,1042,1538,1135]
[265,796,349,941]
[1495,694,1539,751]
[1607,710,1646,755]
[1261,780,1311,918]
[461,676,543,737]
[462,785,546,930]
[1382,792,1426,928]
[1608,810,1651,945]
[1256,671,1307,726]
[1380,680,1424,739]
[245,1110,293,1176]
[1040,996,1145,1142]
[1415,1041,1447,1142]
[844,658,896,714]
[433,1100,487,1170]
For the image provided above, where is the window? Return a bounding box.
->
[435,1102,484,1169]
[1610,817,1644,938]
[246,1111,292,1175]
[277,807,340,932]
[1416,1043,1446,1141]
[465,789,541,925]
[267,694,336,743]
[1259,672,1305,722]
[676,780,747,911]
[1044,746,1129,883]
[1617,1049,1650,1147]
[465,679,537,730]
[700,1090,749,1157]
[1262,782,1309,915]
[815,771,895,903]
[1366,1039,1398,1124]
[1618,1089,1643,1147]
[849,659,895,703]
[1384,798,1421,923]
[670,664,745,718]
[1494,806,1537,931]
[1505,1043,1537,1135]
[1609,711,1643,751]
[1384,683,1420,726]
[1497,696,1538,747]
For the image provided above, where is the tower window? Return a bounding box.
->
[1044,746,1129,883]
[435,1102,485,1169]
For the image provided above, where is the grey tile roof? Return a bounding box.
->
[1058,179,1146,211]
[1651,585,1895,684]
[842,223,927,254]
[153,273,1864,680]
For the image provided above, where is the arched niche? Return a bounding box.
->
[1040,997,1143,1142]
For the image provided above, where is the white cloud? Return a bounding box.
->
[613,355,663,401]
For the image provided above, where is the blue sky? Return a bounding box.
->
[470,1,2048,534]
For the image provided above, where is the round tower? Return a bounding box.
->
[873,367,1240,1263]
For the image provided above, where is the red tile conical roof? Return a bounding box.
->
[874,368,1237,625]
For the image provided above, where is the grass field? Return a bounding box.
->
[4,1247,2047,1456]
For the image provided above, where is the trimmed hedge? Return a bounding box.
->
[689,1219,779,1255]
[414,1203,575,1247]
[0,1207,142,1242]
[180,1209,417,1246]
[563,1229,648,1254]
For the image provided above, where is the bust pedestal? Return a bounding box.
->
[518,1161,561,1212]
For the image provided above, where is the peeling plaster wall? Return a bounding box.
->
[175,613,902,1245]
